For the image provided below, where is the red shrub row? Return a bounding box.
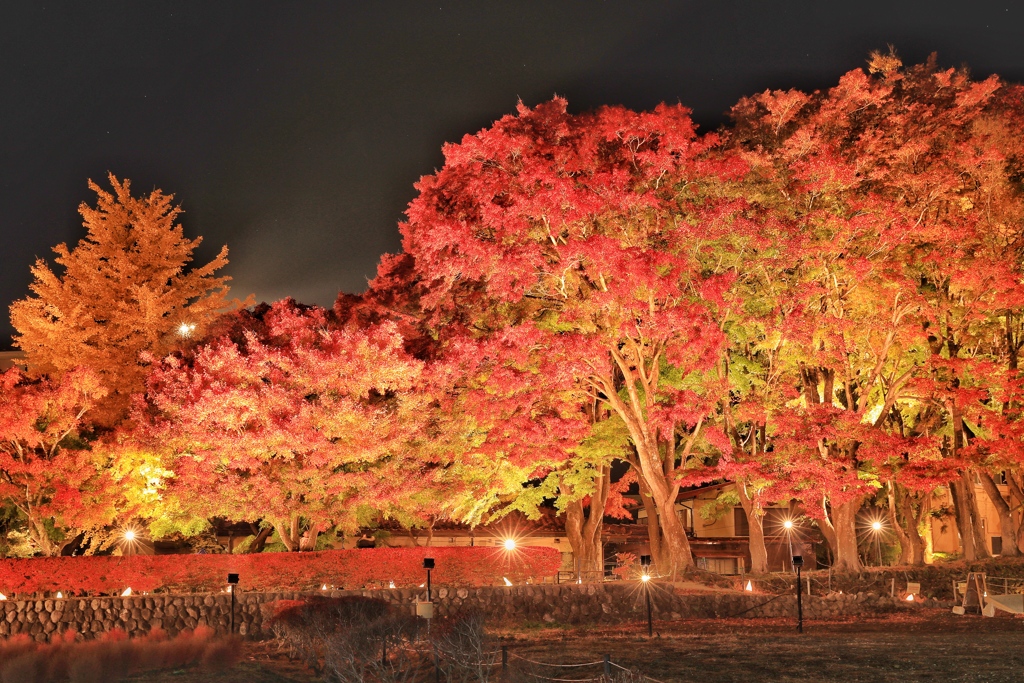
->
[0,546,562,596]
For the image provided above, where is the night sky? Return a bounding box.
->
[3,1,1024,349]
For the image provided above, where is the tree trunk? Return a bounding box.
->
[735,478,769,574]
[60,532,85,557]
[599,360,695,577]
[565,500,603,578]
[898,490,928,566]
[831,499,863,572]
[629,437,692,577]
[273,515,301,552]
[978,471,1020,557]
[26,513,58,557]
[949,479,977,560]
[811,492,839,564]
[299,522,323,551]
[962,470,991,558]
[246,525,274,553]
[564,467,609,580]
[886,482,913,565]
[637,475,666,571]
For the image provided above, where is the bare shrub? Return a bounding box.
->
[323,609,423,683]
[0,625,240,683]
[598,669,648,683]
[268,595,428,682]
[431,613,499,683]
[268,595,394,673]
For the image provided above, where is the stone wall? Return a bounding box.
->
[0,583,929,643]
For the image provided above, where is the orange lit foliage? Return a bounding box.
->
[139,299,430,551]
[0,368,117,556]
[10,175,237,426]
[726,52,1024,568]
[395,98,754,576]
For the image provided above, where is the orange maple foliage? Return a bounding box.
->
[10,175,239,426]
[136,299,431,550]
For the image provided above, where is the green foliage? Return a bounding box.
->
[698,490,741,523]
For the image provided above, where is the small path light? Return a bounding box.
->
[227,573,239,634]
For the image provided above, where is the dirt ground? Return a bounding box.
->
[125,609,1024,683]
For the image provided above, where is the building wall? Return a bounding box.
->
[927,478,1015,557]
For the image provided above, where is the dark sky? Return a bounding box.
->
[2,1,1023,349]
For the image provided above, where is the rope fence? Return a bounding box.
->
[428,645,668,682]
[718,590,789,619]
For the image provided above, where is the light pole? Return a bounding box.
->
[227,573,239,634]
[423,557,434,602]
[783,519,795,572]
[871,521,883,566]
[793,555,804,634]
[640,554,653,638]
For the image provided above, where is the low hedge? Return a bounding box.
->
[0,546,562,597]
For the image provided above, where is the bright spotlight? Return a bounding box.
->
[641,574,651,583]
[503,538,517,551]
[783,519,794,530]
[124,530,136,542]
[177,322,196,338]
[871,521,882,532]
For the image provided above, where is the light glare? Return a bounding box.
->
[503,538,516,551]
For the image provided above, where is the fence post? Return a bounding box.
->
[604,654,611,676]
[502,645,508,671]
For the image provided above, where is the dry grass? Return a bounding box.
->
[62,609,1024,683]
[496,611,1024,683]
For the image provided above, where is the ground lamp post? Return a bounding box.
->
[870,521,883,566]
[640,554,653,638]
[792,555,803,634]
[417,558,435,624]
[227,573,239,634]
[424,557,434,602]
